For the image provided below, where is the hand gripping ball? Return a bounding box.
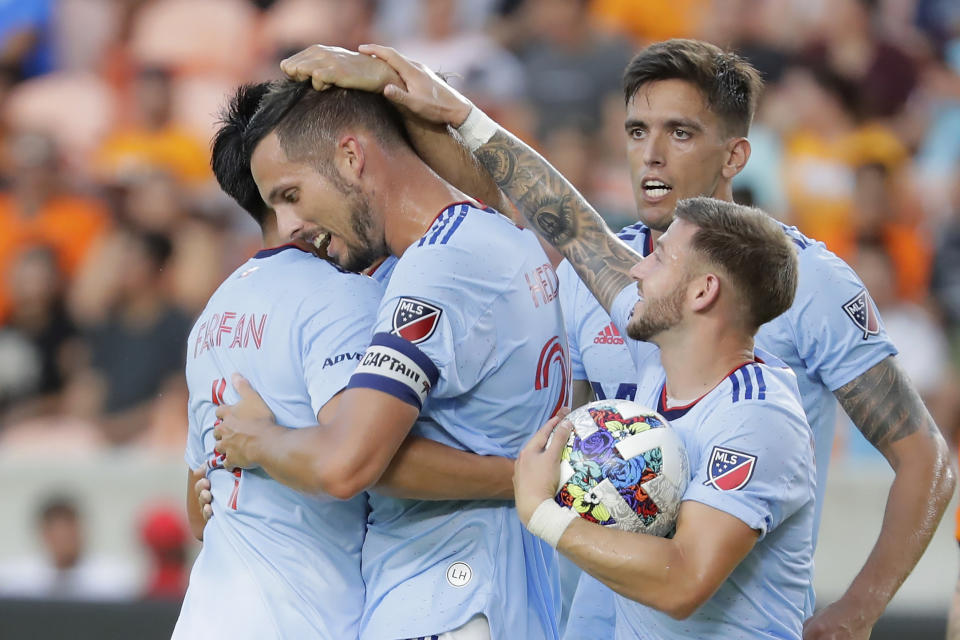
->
[555,399,689,537]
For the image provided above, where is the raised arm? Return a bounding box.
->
[804,356,955,639]
[358,44,640,311]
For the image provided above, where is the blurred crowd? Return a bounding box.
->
[0,0,959,598]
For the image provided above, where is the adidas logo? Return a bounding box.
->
[594,323,625,345]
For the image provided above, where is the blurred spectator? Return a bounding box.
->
[0,247,78,424]
[589,0,707,44]
[0,130,111,326]
[138,503,189,600]
[70,228,191,444]
[851,162,932,302]
[775,63,907,257]
[95,65,210,185]
[0,495,136,600]
[852,239,958,431]
[263,0,379,59]
[391,0,526,106]
[931,165,960,338]
[517,0,633,138]
[804,0,921,119]
[0,0,56,86]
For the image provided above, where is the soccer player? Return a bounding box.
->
[312,40,952,639]
[176,83,520,639]
[514,197,815,638]
[212,80,568,639]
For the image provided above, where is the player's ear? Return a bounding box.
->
[690,272,721,312]
[335,134,365,181]
[721,137,750,181]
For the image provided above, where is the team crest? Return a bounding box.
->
[704,446,756,491]
[842,289,880,339]
[392,297,442,344]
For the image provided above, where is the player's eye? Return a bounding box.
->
[674,129,691,140]
[283,189,299,204]
[628,128,645,140]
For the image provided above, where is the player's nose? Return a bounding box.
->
[275,206,305,241]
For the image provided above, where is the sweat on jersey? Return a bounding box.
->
[174,245,383,640]
[604,288,815,639]
[345,202,569,640]
[558,220,897,639]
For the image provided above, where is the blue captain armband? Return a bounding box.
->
[346,332,440,409]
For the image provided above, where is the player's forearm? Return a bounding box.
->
[833,434,954,620]
[375,436,514,500]
[833,356,956,618]
[247,423,378,498]
[557,518,702,619]
[471,127,639,311]
[402,117,507,211]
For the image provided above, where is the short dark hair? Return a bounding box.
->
[37,495,78,525]
[623,39,763,137]
[674,197,797,331]
[243,79,408,178]
[211,83,272,225]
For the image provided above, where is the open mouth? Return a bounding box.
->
[642,179,672,200]
[312,231,330,251]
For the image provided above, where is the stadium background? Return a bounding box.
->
[0,0,957,637]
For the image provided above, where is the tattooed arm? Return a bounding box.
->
[360,44,641,312]
[471,131,641,311]
[803,355,955,640]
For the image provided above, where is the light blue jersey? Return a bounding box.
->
[347,202,568,640]
[603,288,815,639]
[559,221,897,638]
[174,245,383,640]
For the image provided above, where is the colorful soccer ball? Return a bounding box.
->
[555,399,689,537]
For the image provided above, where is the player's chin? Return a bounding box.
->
[637,201,676,232]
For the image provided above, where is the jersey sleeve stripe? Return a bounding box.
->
[752,364,767,400]
[347,372,425,409]
[741,368,753,400]
[439,204,468,245]
[731,372,741,403]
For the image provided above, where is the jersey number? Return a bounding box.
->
[208,377,242,511]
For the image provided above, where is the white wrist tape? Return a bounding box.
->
[526,499,578,548]
[456,106,499,152]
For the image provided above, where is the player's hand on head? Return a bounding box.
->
[193,466,214,521]
[513,411,572,526]
[213,374,279,470]
[802,599,875,640]
[357,44,473,127]
[280,44,404,94]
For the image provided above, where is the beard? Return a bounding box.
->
[330,175,389,273]
[626,278,687,342]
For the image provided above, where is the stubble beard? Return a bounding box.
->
[626,280,686,342]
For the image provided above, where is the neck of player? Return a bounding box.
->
[656,323,756,406]
[371,145,474,257]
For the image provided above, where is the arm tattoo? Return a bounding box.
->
[834,356,937,454]
[474,130,640,311]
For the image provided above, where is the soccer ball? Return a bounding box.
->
[555,399,689,537]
